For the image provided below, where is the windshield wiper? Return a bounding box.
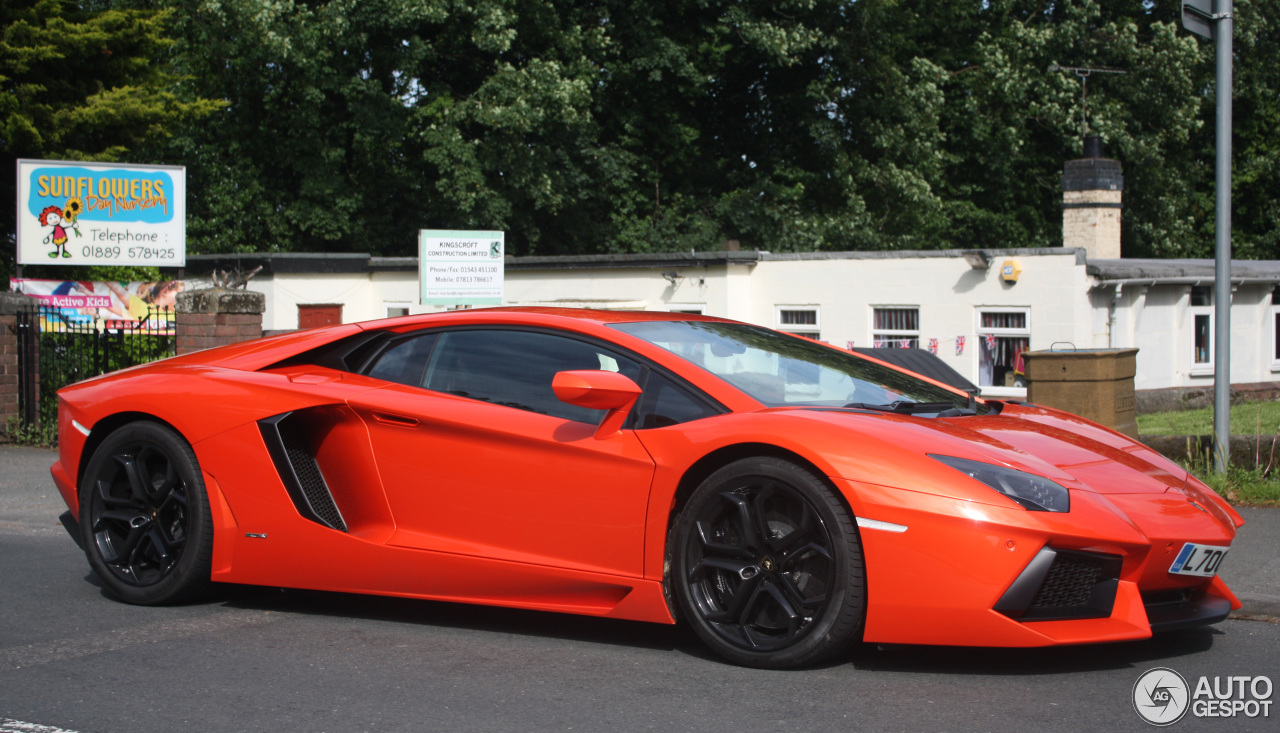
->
[841,400,975,416]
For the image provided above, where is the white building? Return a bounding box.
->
[186,248,1280,398]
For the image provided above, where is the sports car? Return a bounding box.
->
[51,307,1245,669]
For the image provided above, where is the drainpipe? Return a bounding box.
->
[1108,282,1124,349]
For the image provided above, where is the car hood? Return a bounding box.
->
[808,403,1185,496]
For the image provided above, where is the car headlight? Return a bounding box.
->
[928,454,1070,512]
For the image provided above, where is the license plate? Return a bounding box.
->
[1169,542,1230,577]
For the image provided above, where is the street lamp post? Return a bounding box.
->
[1182,0,1234,473]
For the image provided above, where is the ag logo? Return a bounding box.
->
[1134,667,1191,726]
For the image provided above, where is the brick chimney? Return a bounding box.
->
[1062,136,1123,259]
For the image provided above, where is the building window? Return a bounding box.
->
[1272,290,1280,369]
[385,305,411,318]
[777,307,820,339]
[872,307,919,348]
[977,308,1030,390]
[1190,286,1213,373]
[667,304,704,315]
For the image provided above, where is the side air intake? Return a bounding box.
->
[259,412,348,532]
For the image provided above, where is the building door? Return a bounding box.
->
[298,304,342,330]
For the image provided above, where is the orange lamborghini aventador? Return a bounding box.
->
[51,308,1243,668]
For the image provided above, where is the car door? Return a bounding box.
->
[347,328,657,577]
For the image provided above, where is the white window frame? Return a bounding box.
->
[1189,286,1214,376]
[976,307,1030,398]
[776,306,820,339]
[871,306,920,349]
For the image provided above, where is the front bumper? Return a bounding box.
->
[838,478,1241,647]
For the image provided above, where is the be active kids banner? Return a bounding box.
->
[16,159,186,267]
[10,278,185,333]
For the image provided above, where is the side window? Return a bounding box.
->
[366,333,438,387]
[634,371,721,429]
[423,330,642,423]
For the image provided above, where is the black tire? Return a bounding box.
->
[78,421,213,605]
[668,457,865,668]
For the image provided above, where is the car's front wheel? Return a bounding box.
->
[79,421,213,605]
[669,457,865,668]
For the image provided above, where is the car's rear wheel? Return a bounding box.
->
[79,421,213,604]
[669,457,865,668]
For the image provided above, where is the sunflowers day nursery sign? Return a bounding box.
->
[16,159,186,267]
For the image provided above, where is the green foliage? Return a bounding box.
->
[15,263,163,281]
[1184,453,1280,507]
[152,0,862,255]
[4,415,58,447]
[1229,0,1280,260]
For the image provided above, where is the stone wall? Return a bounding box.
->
[1142,434,1280,471]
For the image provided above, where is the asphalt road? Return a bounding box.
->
[2,445,1277,733]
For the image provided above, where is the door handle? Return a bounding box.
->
[371,411,420,428]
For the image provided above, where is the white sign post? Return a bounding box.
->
[16,159,186,267]
[419,230,504,306]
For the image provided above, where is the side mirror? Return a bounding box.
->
[552,370,643,439]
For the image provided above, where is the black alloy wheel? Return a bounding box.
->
[79,421,213,605]
[670,457,865,668]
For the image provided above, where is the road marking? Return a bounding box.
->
[0,720,83,733]
[0,610,278,670]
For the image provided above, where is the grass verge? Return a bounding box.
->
[1137,400,1280,436]
[1139,402,1280,506]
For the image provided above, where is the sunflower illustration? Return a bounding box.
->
[63,197,83,236]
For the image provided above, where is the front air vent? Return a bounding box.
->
[259,412,348,532]
[1029,553,1105,609]
[995,547,1122,621]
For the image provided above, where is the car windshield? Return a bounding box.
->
[613,320,989,415]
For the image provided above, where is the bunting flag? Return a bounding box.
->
[928,338,939,355]
[984,333,997,351]
[871,337,917,348]
[956,336,965,355]
[846,340,856,350]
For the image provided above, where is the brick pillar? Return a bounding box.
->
[0,292,40,440]
[176,289,266,355]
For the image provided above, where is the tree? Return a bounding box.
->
[158,0,858,256]
[109,0,1280,259]
[1227,0,1280,259]
[1,0,221,282]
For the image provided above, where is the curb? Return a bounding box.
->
[1231,592,1280,619]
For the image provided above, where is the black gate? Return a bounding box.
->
[15,304,177,434]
